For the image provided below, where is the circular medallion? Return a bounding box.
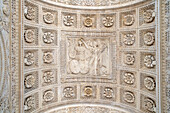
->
[103,87,114,99]
[24,74,35,89]
[43,71,54,83]
[125,54,135,65]
[63,15,74,26]
[84,17,93,27]
[24,96,35,111]
[63,87,74,98]
[144,77,155,91]
[84,86,93,97]
[43,12,54,24]
[43,90,54,102]
[24,52,34,66]
[143,9,155,23]
[144,98,156,112]
[24,6,35,20]
[43,52,54,64]
[123,72,135,85]
[24,29,35,43]
[123,91,135,103]
[123,33,135,46]
[43,32,54,44]
[144,32,155,46]
[144,55,156,68]
[103,16,114,27]
[123,15,135,26]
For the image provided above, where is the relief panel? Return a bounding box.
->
[60,31,116,83]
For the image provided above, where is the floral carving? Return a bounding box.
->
[123,72,135,85]
[63,15,74,26]
[43,12,54,24]
[24,74,35,89]
[84,17,93,27]
[63,87,75,98]
[103,87,114,99]
[103,16,114,27]
[43,32,54,44]
[24,29,35,43]
[43,52,54,64]
[24,96,35,111]
[144,98,156,112]
[43,71,54,83]
[123,91,135,103]
[123,14,135,26]
[124,54,135,65]
[24,52,34,66]
[144,55,156,68]
[144,32,155,46]
[43,90,54,102]
[84,86,93,97]
[123,33,135,46]
[144,77,156,91]
[24,6,35,20]
[143,9,155,23]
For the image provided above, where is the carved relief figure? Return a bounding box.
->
[67,38,110,76]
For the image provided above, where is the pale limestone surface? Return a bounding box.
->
[0,0,170,113]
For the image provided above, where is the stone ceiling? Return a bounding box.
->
[41,0,147,9]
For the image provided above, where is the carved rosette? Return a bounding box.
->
[24,29,35,43]
[123,33,135,46]
[84,17,93,27]
[123,91,135,103]
[24,6,35,20]
[43,52,54,64]
[144,98,156,112]
[144,55,156,68]
[43,12,54,24]
[43,90,54,102]
[123,72,135,85]
[144,32,155,46]
[24,52,34,66]
[143,9,155,23]
[123,14,135,26]
[43,71,54,83]
[84,86,93,97]
[63,15,74,26]
[103,87,114,99]
[43,32,54,44]
[103,16,114,27]
[24,96,35,111]
[24,74,35,89]
[124,54,135,65]
[63,87,75,98]
[144,77,155,91]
